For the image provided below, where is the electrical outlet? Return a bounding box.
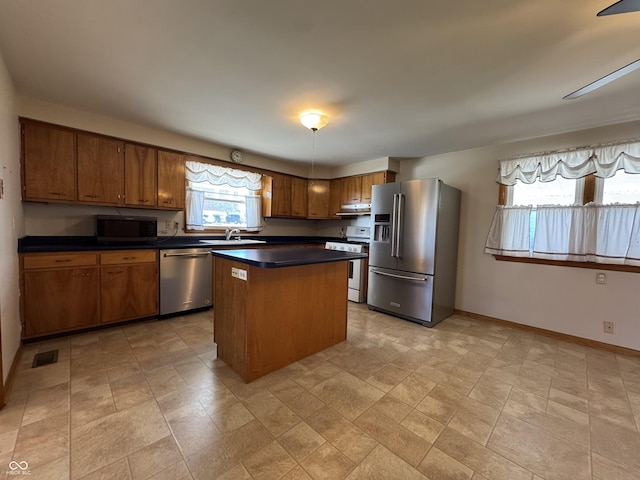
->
[231,267,239,278]
[237,269,247,281]
[165,220,172,229]
[596,272,607,284]
[603,321,615,334]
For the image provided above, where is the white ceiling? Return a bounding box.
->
[1,0,639,166]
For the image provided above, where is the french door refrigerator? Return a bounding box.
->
[367,178,461,327]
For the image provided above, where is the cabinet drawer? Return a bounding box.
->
[100,250,157,265]
[23,253,98,269]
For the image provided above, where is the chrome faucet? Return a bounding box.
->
[225,228,241,240]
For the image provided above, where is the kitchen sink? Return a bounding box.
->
[199,239,267,245]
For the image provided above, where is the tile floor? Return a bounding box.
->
[1,304,640,479]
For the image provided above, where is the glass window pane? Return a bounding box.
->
[512,177,577,206]
[602,171,640,204]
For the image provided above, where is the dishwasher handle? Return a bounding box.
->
[162,252,211,258]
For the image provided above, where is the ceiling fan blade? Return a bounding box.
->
[597,0,640,16]
[563,57,640,99]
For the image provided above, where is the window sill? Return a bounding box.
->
[494,255,640,273]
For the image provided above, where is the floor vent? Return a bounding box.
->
[32,350,59,368]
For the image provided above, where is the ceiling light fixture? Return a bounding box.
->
[300,112,329,131]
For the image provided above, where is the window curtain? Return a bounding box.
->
[484,206,532,257]
[185,189,205,231]
[532,205,590,261]
[497,141,640,185]
[184,160,263,230]
[185,160,262,189]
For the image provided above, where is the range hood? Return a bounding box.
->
[336,203,371,216]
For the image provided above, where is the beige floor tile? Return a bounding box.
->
[370,395,413,423]
[208,401,255,433]
[417,446,474,480]
[400,409,445,444]
[184,420,273,480]
[216,463,253,480]
[279,390,326,419]
[345,444,428,480]
[305,407,377,464]
[590,416,640,472]
[110,372,154,411]
[127,435,182,480]
[243,390,301,436]
[70,371,110,395]
[311,372,385,421]
[21,382,70,426]
[278,422,325,461]
[71,400,170,479]
[354,408,430,467]
[70,383,116,429]
[143,365,188,398]
[164,401,221,456]
[281,465,313,480]
[243,440,297,480]
[435,427,532,480]
[365,365,412,392]
[26,454,70,480]
[387,373,436,407]
[592,452,640,480]
[12,412,69,470]
[468,375,512,410]
[78,458,131,480]
[300,443,355,480]
[0,398,26,435]
[448,410,494,445]
[548,387,589,413]
[147,460,193,480]
[0,429,18,456]
[415,393,458,424]
[487,413,590,480]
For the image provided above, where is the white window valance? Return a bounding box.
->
[498,141,640,185]
[186,160,262,190]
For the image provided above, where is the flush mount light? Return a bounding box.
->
[300,112,329,131]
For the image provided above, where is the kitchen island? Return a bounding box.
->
[211,247,366,382]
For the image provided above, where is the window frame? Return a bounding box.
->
[495,174,640,273]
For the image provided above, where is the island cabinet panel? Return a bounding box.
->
[21,252,100,337]
[77,133,125,205]
[124,143,157,207]
[157,150,185,210]
[214,257,348,382]
[22,121,77,202]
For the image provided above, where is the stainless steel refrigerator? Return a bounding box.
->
[367,178,461,327]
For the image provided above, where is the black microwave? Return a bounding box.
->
[96,215,157,244]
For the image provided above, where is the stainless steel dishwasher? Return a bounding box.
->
[160,248,212,315]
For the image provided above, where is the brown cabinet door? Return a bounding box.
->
[22,122,76,202]
[341,176,362,205]
[23,267,99,336]
[307,179,330,218]
[361,172,386,203]
[157,150,185,210]
[125,143,157,207]
[329,178,342,217]
[291,177,308,217]
[271,173,292,216]
[101,263,158,323]
[77,134,124,205]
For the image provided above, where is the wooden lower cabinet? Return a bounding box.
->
[22,264,100,337]
[21,250,159,338]
[101,263,158,323]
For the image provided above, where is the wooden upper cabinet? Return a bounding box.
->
[22,121,76,202]
[271,173,292,216]
[291,177,308,217]
[308,179,330,218]
[341,176,363,205]
[124,143,157,207]
[361,171,387,203]
[77,133,124,205]
[157,150,185,210]
[329,178,342,218]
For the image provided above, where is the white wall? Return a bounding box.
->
[0,50,23,383]
[399,120,640,351]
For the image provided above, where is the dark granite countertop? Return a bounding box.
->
[211,247,367,268]
[18,235,342,253]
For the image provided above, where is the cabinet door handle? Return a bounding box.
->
[122,257,136,260]
[54,259,71,263]
[107,270,123,275]
[48,192,64,196]
[84,194,99,199]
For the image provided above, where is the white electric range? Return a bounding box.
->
[325,226,370,303]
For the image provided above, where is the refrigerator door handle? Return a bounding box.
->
[371,269,427,281]
[391,193,399,257]
[395,193,404,257]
